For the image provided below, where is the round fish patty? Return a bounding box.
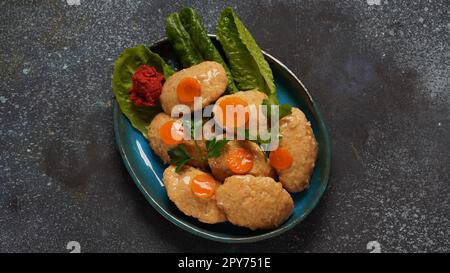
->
[216,175,293,230]
[160,61,228,114]
[276,107,318,192]
[163,165,226,224]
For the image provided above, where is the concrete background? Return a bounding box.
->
[0,0,449,252]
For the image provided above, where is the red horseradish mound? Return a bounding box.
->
[129,65,164,107]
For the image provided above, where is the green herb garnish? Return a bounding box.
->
[262,98,292,120]
[206,138,229,158]
[168,144,191,172]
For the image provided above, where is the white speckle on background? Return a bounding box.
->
[419,17,424,23]
[0,96,7,103]
[62,64,68,70]
[67,0,81,6]
[367,0,381,5]
[438,122,442,127]
[22,68,30,75]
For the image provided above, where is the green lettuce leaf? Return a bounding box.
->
[166,12,204,68]
[179,7,238,93]
[112,45,174,138]
[216,7,278,103]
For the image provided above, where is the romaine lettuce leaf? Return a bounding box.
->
[216,7,278,103]
[166,12,204,68]
[179,7,238,93]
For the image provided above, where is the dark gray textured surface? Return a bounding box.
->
[0,0,449,253]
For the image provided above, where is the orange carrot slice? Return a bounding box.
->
[269,148,293,171]
[217,97,249,128]
[191,174,217,198]
[177,77,201,104]
[226,148,254,174]
[159,120,184,145]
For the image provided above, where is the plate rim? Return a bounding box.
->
[113,36,331,243]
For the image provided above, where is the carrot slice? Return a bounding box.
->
[191,174,217,198]
[226,148,254,174]
[177,77,201,104]
[217,97,249,128]
[269,148,293,171]
[159,120,184,145]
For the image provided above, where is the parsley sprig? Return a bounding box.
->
[262,98,292,120]
[168,138,229,172]
[206,138,229,158]
[168,144,191,172]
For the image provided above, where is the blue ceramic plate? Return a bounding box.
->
[113,37,331,243]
